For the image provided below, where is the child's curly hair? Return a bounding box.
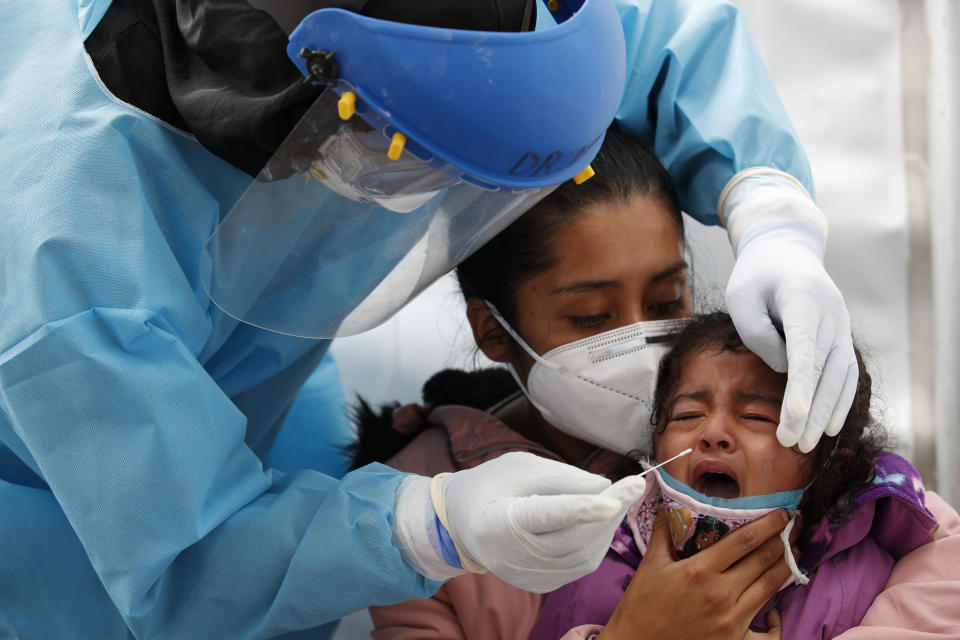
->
[649,311,887,535]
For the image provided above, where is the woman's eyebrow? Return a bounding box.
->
[549,261,688,296]
[651,261,688,283]
[549,280,619,295]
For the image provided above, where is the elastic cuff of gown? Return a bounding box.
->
[717,167,827,258]
[392,475,466,581]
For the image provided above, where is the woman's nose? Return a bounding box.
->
[698,414,737,451]
[623,306,652,326]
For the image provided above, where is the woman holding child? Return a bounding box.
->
[353,128,960,640]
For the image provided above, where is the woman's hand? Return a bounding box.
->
[598,509,795,640]
[744,610,782,639]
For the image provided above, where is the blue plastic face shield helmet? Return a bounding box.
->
[201,0,627,338]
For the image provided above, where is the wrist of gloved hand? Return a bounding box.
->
[718,167,826,258]
[392,474,468,582]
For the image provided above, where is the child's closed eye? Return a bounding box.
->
[668,412,704,423]
[743,413,778,423]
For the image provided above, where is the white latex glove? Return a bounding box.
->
[720,168,858,453]
[392,451,646,592]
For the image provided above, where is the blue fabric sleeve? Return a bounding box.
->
[0,0,442,634]
[0,311,441,637]
[0,184,441,637]
[265,352,354,479]
[611,0,815,224]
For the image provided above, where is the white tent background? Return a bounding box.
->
[330,0,958,635]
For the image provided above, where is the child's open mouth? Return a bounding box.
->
[693,470,740,499]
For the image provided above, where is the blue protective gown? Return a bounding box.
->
[265,355,354,479]
[0,0,812,637]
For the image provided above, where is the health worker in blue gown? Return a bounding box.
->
[0,0,857,637]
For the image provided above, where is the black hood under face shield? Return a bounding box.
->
[84,0,536,177]
[249,0,537,35]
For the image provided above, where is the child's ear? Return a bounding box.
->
[466,298,511,363]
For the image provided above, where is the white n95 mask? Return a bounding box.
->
[486,303,688,455]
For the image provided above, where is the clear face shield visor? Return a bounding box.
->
[201,83,556,338]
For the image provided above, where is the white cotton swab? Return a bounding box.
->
[636,447,692,477]
[592,448,694,519]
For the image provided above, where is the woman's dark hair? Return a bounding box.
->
[457,124,684,346]
[348,125,685,469]
[649,311,886,535]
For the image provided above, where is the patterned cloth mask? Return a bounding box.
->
[625,461,808,585]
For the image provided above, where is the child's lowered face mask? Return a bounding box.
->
[627,461,808,586]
